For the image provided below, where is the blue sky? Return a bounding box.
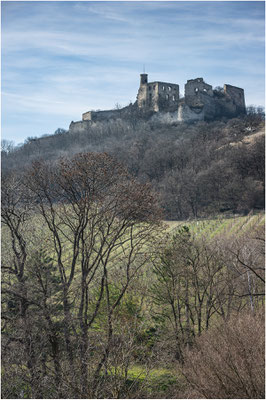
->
[1,1,265,144]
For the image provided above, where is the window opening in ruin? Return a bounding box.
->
[162,86,165,90]
[168,86,172,91]
[173,95,175,101]
[203,88,207,92]
[166,94,169,100]
[195,88,199,92]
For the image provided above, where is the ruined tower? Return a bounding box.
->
[182,78,215,120]
[137,73,179,112]
[140,73,148,85]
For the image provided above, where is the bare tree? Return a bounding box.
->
[150,227,232,363]
[182,310,265,399]
[216,223,265,314]
[1,172,45,398]
[20,152,162,397]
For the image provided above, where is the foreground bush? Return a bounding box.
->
[182,310,265,399]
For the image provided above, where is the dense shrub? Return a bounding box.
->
[182,310,265,399]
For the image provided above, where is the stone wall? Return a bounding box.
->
[69,120,92,134]
[224,84,246,114]
[82,109,122,122]
[185,78,213,97]
[150,102,205,124]
[137,74,179,112]
[177,102,205,122]
[82,111,93,121]
[137,82,149,108]
[156,82,179,111]
[82,103,138,122]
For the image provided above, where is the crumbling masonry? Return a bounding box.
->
[69,74,246,132]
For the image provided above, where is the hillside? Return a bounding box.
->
[167,212,265,240]
[2,120,264,398]
[2,111,264,220]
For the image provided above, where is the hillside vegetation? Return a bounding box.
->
[2,109,265,219]
[1,110,265,398]
[167,212,265,239]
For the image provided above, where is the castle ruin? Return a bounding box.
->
[69,74,246,133]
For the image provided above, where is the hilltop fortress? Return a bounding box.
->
[69,74,246,133]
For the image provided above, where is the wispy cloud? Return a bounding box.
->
[1,1,265,143]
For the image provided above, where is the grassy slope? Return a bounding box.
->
[165,212,265,240]
[3,212,264,394]
[144,212,265,388]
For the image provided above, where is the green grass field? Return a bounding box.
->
[165,212,265,240]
